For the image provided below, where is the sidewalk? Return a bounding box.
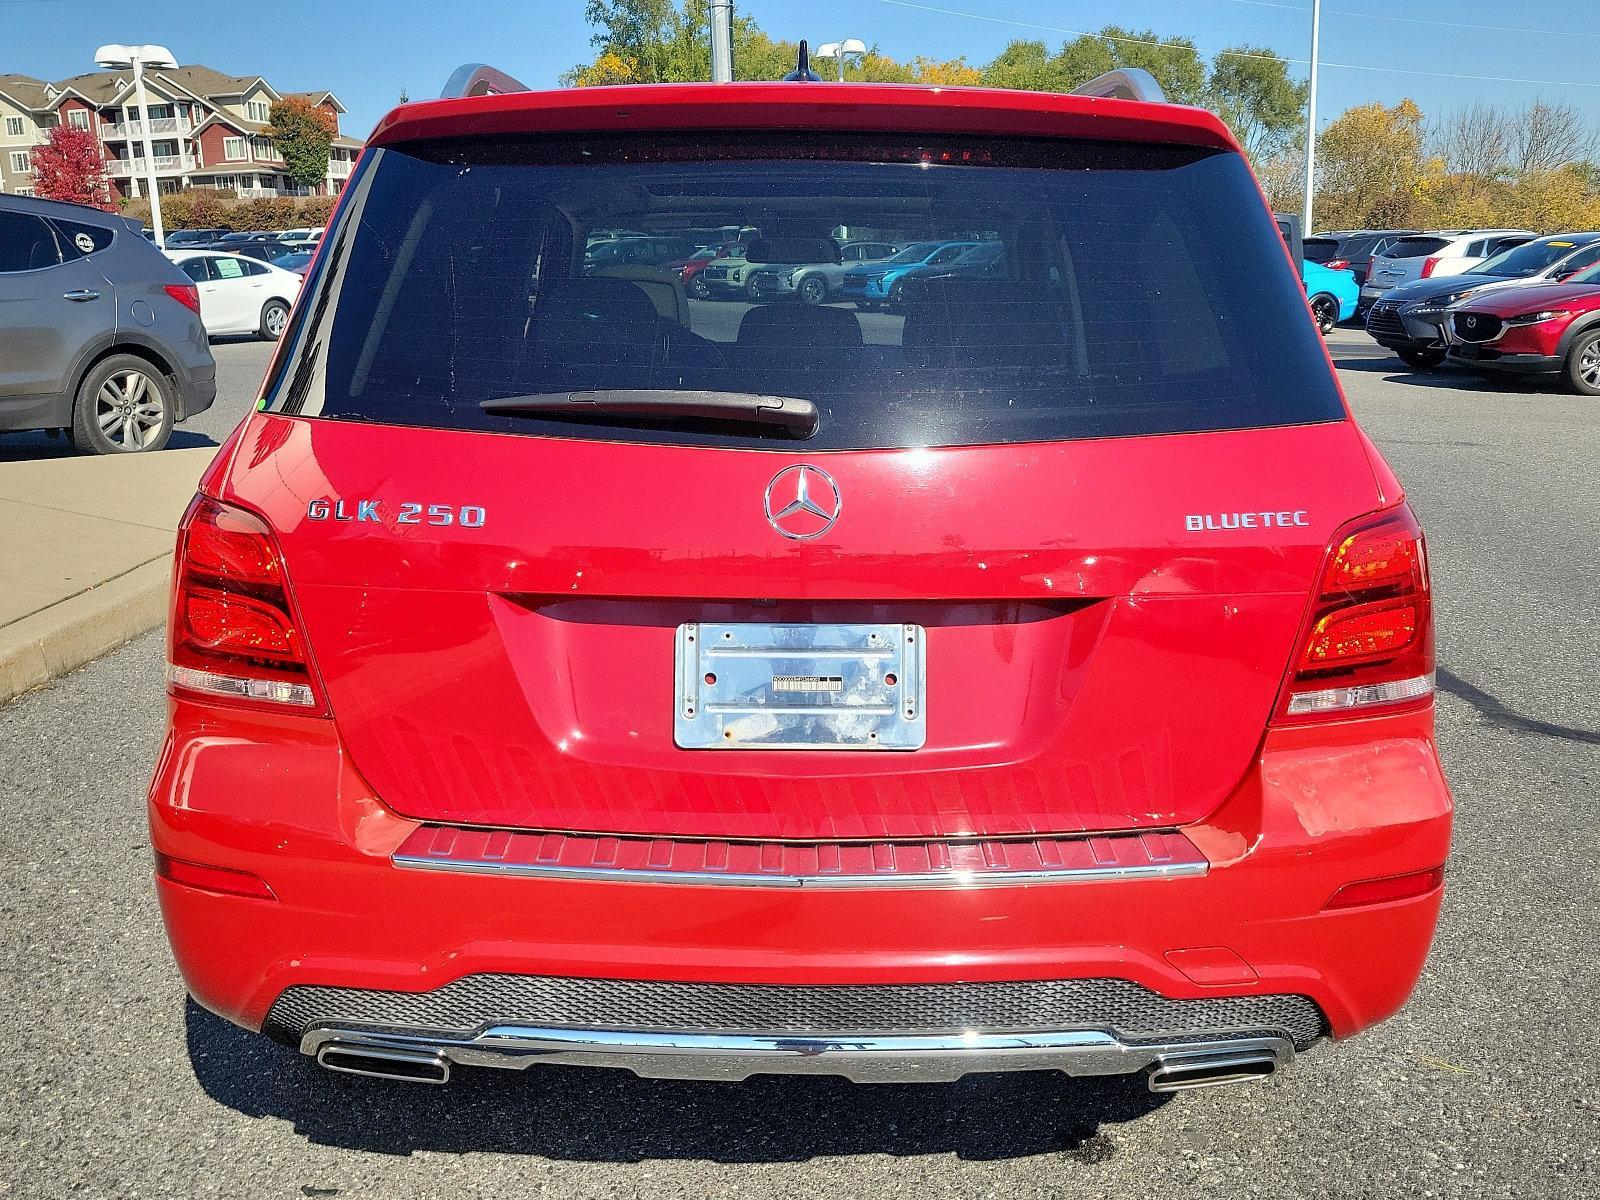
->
[0,447,216,704]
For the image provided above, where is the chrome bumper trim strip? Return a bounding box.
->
[391,852,1209,889]
[301,1024,1294,1085]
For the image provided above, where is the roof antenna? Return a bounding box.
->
[783,39,822,82]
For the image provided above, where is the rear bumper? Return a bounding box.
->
[148,700,1451,1075]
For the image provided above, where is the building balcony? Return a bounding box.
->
[100,116,194,139]
[107,153,198,177]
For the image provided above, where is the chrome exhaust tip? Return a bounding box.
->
[316,1041,450,1085]
[1146,1049,1280,1093]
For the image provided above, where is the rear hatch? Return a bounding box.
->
[1366,235,1451,292]
[229,121,1379,841]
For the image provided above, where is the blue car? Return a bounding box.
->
[841,240,978,309]
[1303,259,1358,333]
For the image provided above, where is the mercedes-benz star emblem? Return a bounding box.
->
[764,465,841,540]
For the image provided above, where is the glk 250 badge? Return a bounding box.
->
[306,499,486,527]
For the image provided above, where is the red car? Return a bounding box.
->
[149,70,1451,1093]
[1445,265,1600,393]
[671,244,737,295]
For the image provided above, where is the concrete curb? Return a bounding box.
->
[0,555,171,706]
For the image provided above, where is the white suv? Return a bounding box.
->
[1361,229,1536,306]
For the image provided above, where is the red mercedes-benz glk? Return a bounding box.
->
[148,70,1452,1092]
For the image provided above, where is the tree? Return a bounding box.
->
[1430,100,1514,179]
[265,96,336,191]
[1508,99,1596,174]
[1207,46,1307,161]
[1048,27,1207,106]
[1315,100,1427,229]
[32,123,113,210]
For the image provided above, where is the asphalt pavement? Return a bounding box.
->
[0,329,1596,1198]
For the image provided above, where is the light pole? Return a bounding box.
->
[709,0,733,83]
[1301,0,1321,233]
[94,44,177,245]
[815,38,867,82]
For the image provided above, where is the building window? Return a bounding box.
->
[250,135,274,159]
[8,151,29,174]
[223,136,246,161]
[15,187,34,197]
[3,116,23,137]
[66,109,90,130]
[246,100,270,122]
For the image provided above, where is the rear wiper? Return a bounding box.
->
[480,390,818,437]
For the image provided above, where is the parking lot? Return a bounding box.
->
[1,329,1596,1198]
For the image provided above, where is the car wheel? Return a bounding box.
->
[688,276,709,299]
[1564,329,1600,395]
[887,280,907,311]
[1310,294,1339,335]
[745,277,764,302]
[1396,347,1446,370]
[70,354,175,454]
[259,299,291,340]
[797,275,828,305]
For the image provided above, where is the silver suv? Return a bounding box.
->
[0,195,215,453]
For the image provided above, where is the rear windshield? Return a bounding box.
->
[1303,237,1341,263]
[268,133,1343,449]
[1382,236,1449,260]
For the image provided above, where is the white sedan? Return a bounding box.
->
[164,249,301,341]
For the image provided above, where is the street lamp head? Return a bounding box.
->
[814,39,867,59]
[94,44,177,70]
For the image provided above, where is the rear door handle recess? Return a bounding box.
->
[63,289,100,302]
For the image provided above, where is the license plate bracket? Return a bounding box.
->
[674,622,926,750]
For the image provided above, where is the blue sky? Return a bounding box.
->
[6,0,1599,140]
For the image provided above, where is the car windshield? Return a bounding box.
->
[1566,262,1600,285]
[278,253,313,270]
[1303,237,1340,263]
[267,132,1343,450]
[1469,238,1593,278]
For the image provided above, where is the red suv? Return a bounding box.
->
[1445,263,1600,393]
[149,74,1452,1093]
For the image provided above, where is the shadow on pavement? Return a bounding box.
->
[0,428,219,462]
[184,1001,1167,1163]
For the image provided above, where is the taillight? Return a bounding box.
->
[164,282,201,314]
[1419,257,1442,278]
[167,495,327,713]
[1325,258,1349,271]
[1274,504,1434,724]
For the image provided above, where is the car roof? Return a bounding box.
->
[0,192,133,228]
[368,82,1240,154]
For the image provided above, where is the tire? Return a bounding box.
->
[688,276,709,300]
[745,277,764,302]
[1310,293,1339,335]
[1396,347,1446,370]
[70,354,175,454]
[887,280,907,311]
[1564,328,1600,395]
[259,299,290,341]
[797,275,828,305]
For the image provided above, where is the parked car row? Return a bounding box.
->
[1360,229,1600,394]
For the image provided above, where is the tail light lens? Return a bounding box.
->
[167,495,327,713]
[1419,256,1442,278]
[1325,258,1349,271]
[1274,504,1434,724]
[163,282,201,315]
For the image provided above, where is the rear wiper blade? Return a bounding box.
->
[480,390,818,436]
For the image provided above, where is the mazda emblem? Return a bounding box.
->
[764,465,841,540]
[1465,315,1478,328]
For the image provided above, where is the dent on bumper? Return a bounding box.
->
[148,699,1451,1044]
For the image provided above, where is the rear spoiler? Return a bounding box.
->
[441,64,1168,106]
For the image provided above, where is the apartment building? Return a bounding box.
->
[0,64,361,199]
